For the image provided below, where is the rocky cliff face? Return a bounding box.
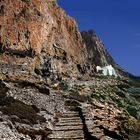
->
[0,0,89,81]
[0,0,140,140]
[81,30,115,67]
[0,0,117,81]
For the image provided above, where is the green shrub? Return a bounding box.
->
[117,84,130,91]
[116,91,126,98]
[125,95,137,106]
[117,100,125,108]
[59,81,69,91]
[126,106,138,117]
[91,93,100,99]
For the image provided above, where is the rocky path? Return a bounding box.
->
[48,110,85,140]
[47,102,102,140]
[0,80,127,140]
[47,102,122,140]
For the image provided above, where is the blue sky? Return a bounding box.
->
[58,0,140,76]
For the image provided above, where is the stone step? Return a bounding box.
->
[63,113,79,118]
[60,117,81,121]
[85,120,94,125]
[63,111,79,115]
[55,121,83,126]
[48,130,84,139]
[53,125,83,131]
[91,132,104,139]
[59,119,82,123]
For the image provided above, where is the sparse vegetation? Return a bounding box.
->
[59,80,69,91]
[91,92,102,99]
[126,106,138,118]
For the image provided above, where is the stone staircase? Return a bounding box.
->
[47,104,118,140]
[48,111,85,140]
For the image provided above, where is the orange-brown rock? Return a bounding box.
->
[0,0,85,56]
[0,1,140,140]
[0,0,88,80]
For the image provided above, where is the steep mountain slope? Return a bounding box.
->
[0,0,88,81]
[0,0,140,140]
[81,30,116,67]
[0,0,117,81]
